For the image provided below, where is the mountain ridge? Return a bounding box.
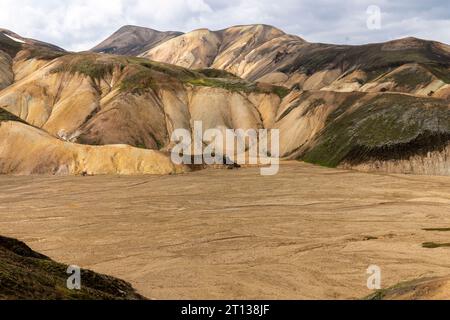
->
[0,25,449,176]
[91,24,450,96]
[0,28,65,55]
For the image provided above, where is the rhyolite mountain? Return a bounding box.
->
[0,25,449,175]
[94,25,450,97]
[92,25,183,56]
[0,28,64,56]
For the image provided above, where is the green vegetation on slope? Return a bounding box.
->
[24,46,66,61]
[186,77,289,98]
[120,68,157,94]
[123,58,290,97]
[49,54,290,98]
[129,57,199,80]
[386,66,434,90]
[119,57,195,94]
[280,41,450,86]
[424,63,450,84]
[195,68,240,79]
[0,235,145,300]
[364,277,438,300]
[302,94,450,167]
[50,55,120,81]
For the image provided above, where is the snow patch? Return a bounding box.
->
[2,33,26,44]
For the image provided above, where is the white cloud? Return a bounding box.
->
[0,0,449,51]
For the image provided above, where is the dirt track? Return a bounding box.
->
[1,162,450,299]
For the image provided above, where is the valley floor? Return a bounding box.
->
[1,162,450,299]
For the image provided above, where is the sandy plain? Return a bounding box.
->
[1,162,450,299]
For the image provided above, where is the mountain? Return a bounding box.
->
[96,25,450,97]
[143,29,450,96]
[0,28,68,87]
[0,235,145,299]
[0,108,185,175]
[0,28,64,56]
[0,38,284,174]
[91,25,183,56]
[142,24,300,71]
[0,26,449,176]
[0,29,65,89]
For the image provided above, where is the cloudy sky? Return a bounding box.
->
[0,0,449,51]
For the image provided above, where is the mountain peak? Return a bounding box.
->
[92,25,183,56]
[381,36,433,51]
[0,28,64,57]
[221,23,285,33]
[114,25,172,34]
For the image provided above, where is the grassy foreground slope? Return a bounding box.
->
[0,236,145,300]
[366,276,450,300]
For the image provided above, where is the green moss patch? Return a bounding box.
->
[195,68,239,79]
[344,131,450,165]
[24,46,66,61]
[124,57,290,98]
[187,78,289,98]
[120,68,157,94]
[280,41,450,87]
[423,63,450,84]
[50,54,290,98]
[386,66,434,90]
[51,57,119,81]
[0,235,145,300]
[187,77,253,92]
[364,277,439,300]
[302,94,450,167]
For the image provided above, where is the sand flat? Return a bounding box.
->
[1,162,450,299]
